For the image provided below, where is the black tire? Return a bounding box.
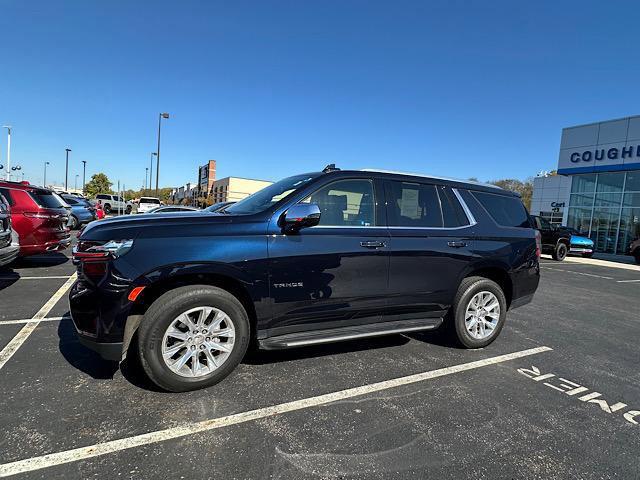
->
[103,203,111,214]
[451,276,507,349]
[634,252,640,265]
[125,205,132,214]
[68,215,78,230]
[552,242,568,261]
[582,252,593,258]
[137,285,250,392]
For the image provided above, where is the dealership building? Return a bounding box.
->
[530,115,640,254]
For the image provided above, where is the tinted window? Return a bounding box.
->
[29,190,67,209]
[439,187,469,227]
[0,188,15,206]
[303,179,376,227]
[96,194,110,200]
[62,196,79,205]
[473,191,531,228]
[140,198,161,204]
[387,181,441,227]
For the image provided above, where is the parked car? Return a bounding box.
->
[95,194,132,214]
[137,197,162,214]
[60,194,96,229]
[0,181,71,256]
[629,238,640,264]
[531,215,593,260]
[70,166,540,392]
[0,194,20,266]
[203,201,235,213]
[147,205,199,213]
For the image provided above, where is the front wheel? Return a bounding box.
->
[137,285,250,392]
[582,252,593,258]
[634,252,640,265]
[552,242,568,261]
[68,215,78,230]
[451,276,507,349]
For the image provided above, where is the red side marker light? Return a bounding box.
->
[128,286,146,302]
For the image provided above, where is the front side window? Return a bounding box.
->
[387,181,441,227]
[302,179,376,227]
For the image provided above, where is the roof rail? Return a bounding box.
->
[360,168,502,189]
[322,164,340,173]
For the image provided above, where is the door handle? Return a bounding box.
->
[447,241,468,248]
[360,241,386,249]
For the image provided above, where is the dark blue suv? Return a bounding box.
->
[70,167,540,391]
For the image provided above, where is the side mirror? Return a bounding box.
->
[281,203,321,232]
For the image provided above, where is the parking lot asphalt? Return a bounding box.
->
[0,253,638,479]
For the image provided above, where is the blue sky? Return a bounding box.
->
[1,0,639,189]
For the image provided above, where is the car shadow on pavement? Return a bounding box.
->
[13,252,70,268]
[0,271,19,291]
[57,317,120,380]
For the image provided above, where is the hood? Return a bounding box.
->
[570,234,594,246]
[80,211,229,241]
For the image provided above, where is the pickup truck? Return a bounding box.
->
[531,215,594,261]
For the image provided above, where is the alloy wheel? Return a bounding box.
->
[161,306,236,378]
[464,291,500,340]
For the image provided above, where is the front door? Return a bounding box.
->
[267,178,389,337]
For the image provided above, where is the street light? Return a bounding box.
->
[149,152,157,190]
[64,148,72,191]
[2,126,11,181]
[155,113,170,195]
[81,160,87,193]
[44,161,50,186]
[144,167,149,191]
[74,174,79,191]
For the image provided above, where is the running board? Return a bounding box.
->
[259,318,443,350]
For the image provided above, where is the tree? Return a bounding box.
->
[84,173,113,198]
[488,178,534,210]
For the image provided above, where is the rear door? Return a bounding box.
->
[267,177,390,336]
[384,180,476,320]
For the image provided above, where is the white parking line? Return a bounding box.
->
[540,266,614,280]
[0,316,69,326]
[0,345,552,477]
[616,279,640,283]
[0,276,72,280]
[0,273,76,371]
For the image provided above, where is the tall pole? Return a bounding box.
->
[81,160,87,193]
[44,161,50,187]
[144,167,148,191]
[75,174,79,191]
[155,113,169,196]
[150,152,156,190]
[3,126,11,181]
[65,148,71,191]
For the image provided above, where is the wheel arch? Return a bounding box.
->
[458,262,513,308]
[123,266,260,359]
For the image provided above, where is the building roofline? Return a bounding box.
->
[562,114,640,131]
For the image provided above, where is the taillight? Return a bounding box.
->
[535,230,542,258]
[23,211,59,219]
[73,239,134,280]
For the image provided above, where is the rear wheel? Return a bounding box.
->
[68,215,78,230]
[634,251,640,265]
[137,285,250,392]
[125,205,132,214]
[103,203,111,214]
[451,276,507,349]
[552,242,568,261]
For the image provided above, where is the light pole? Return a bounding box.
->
[2,126,11,181]
[44,161,50,186]
[149,152,157,190]
[155,113,170,195]
[64,148,71,191]
[81,160,87,193]
[144,167,148,191]
[75,174,79,191]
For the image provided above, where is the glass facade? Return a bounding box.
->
[567,171,640,254]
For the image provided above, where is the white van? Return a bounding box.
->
[138,196,162,214]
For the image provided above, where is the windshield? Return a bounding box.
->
[225,173,319,215]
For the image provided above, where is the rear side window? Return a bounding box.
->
[96,194,110,200]
[473,191,531,228]
[439,187,469,227]
[29,190,67,209]
[140,198,161,204]
[387,181,442,227]
[0,188,15,206]
[63,196,79,205]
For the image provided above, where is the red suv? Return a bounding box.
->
[0,181,71,256]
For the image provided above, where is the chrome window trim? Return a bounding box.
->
[361,168,502,190]
[452,188,477,226]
